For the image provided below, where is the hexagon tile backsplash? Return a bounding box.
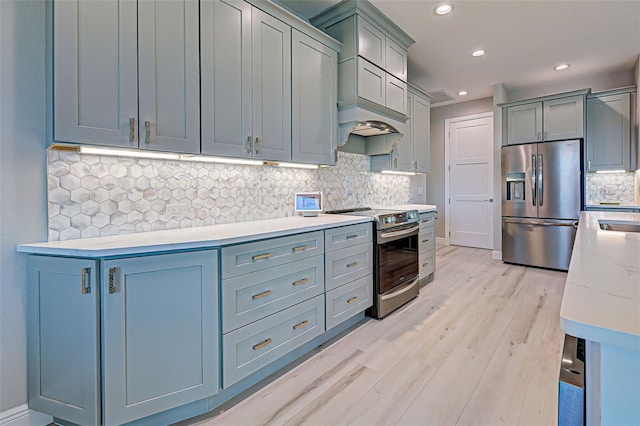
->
[585,172,635,205]
[47,150,411,241]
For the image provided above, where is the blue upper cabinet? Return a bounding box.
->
[201,0,292,162]
[53,0,200,153]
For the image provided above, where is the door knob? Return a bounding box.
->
[485,198,494,203]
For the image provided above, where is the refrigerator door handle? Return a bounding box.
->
[538,153,544,207]
[531,154,537,206]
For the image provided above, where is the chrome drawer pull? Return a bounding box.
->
[252,338,272,351]
[252,290,272,300]
[292,245,309,252]
[346,234,358,240]
[347,296,359,304]
[252,253,272,261]
[293,320,309,330]
[81,268,91,294]
[108,267,118,294]
[292,278,309,287]
[144,120,151,144]
[129,117,136,142]
[346,261,359,268]
[422,239,430,243]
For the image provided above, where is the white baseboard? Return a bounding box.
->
[436,237,447,245]
[492,250,502,260]
[0,405,52,426]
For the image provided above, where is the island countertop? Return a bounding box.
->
[17,214,372,258]
[560,211,640,352]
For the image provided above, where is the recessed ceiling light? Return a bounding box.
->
[472,49,485,57]
[458,90,468,96]
[554,64,570,71]
[434,4,453,15]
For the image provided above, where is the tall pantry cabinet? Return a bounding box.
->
[53,0,200,153]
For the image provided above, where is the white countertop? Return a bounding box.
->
[17,214,372,258]
[383,204,437,213]
[560,211,640,351]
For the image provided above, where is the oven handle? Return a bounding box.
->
[380,278,419,301]
[378,225,419,243]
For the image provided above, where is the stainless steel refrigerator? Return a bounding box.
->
[501,140,582,271]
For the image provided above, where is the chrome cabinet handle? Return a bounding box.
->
[537,131,541,140]
[393,158,398,168]
[587,160,591,171]
[255,137,261,154]
[81,268,91,294]
[293,320,309,330]
[246,136,252,154]
[252,253,272,261]
[253,338,272,351]
[544,130,548,140]
[144,121,151,144]
[346,261,359,268]
[252,290,272,300]
[129,118,136,142]
[108,267,118,294]
[346,234,358,240]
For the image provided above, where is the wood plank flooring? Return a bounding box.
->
[186,245,566,426]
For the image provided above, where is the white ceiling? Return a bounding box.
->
[279,0,640,105]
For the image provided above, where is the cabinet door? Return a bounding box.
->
[292,30,338,165]
[201,0,253,157]
[358,58,386,106]
[385,73,408,115]
[385,38,407,82]
[252,9,292,161]
[138,0,200,154]
[27,257,100,426]
[412,93,431,172]
[543,95,584,141]
[356,16,385,69]
[54,0,138,147]
[394,94,413,171]
[506,102,542,144]
[102,251,219,425]
[586,93,631,171]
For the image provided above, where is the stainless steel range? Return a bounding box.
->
[326,208,420,318]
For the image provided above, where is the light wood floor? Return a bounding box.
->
[189,245,566,426]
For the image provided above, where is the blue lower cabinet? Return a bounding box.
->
[28,256,101,426]
[325,274,373,330]
[222,295,325,388]
[102,250,219,425]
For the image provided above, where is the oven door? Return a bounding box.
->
[377,224,419,294]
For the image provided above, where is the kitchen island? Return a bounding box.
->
[560,211,640,426]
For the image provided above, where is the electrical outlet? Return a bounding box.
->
[166,203,188,218]
[417,186,424,196]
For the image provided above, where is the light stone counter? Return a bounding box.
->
[560,211,640,426]
[382,204,437,213]
[17,214,372,258]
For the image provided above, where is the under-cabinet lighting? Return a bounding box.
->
[77,145,181,160]
[381,170,419,176]
[595,170,627,174]
[179,154,263,166]
[274,162,319,170]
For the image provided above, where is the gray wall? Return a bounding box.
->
[426,97,494,239]
[0,0,47,413]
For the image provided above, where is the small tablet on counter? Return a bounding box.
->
[295,192,322,217]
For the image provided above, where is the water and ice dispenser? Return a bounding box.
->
[505,173,525,202]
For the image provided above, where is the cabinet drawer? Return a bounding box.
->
[325,242,373,291]
[222,295,324,387]
[222,231,324,279]
[326,274,373,330]
[418,226,435,253]
[419,250,435,276]
[221,255,324,333]
[324,222,373,252]
[419,212,436,228]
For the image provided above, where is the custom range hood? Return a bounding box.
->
[311,0,415,154]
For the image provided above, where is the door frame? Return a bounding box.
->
[444,111,494,246]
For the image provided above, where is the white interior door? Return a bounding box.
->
[448,115,494,249]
